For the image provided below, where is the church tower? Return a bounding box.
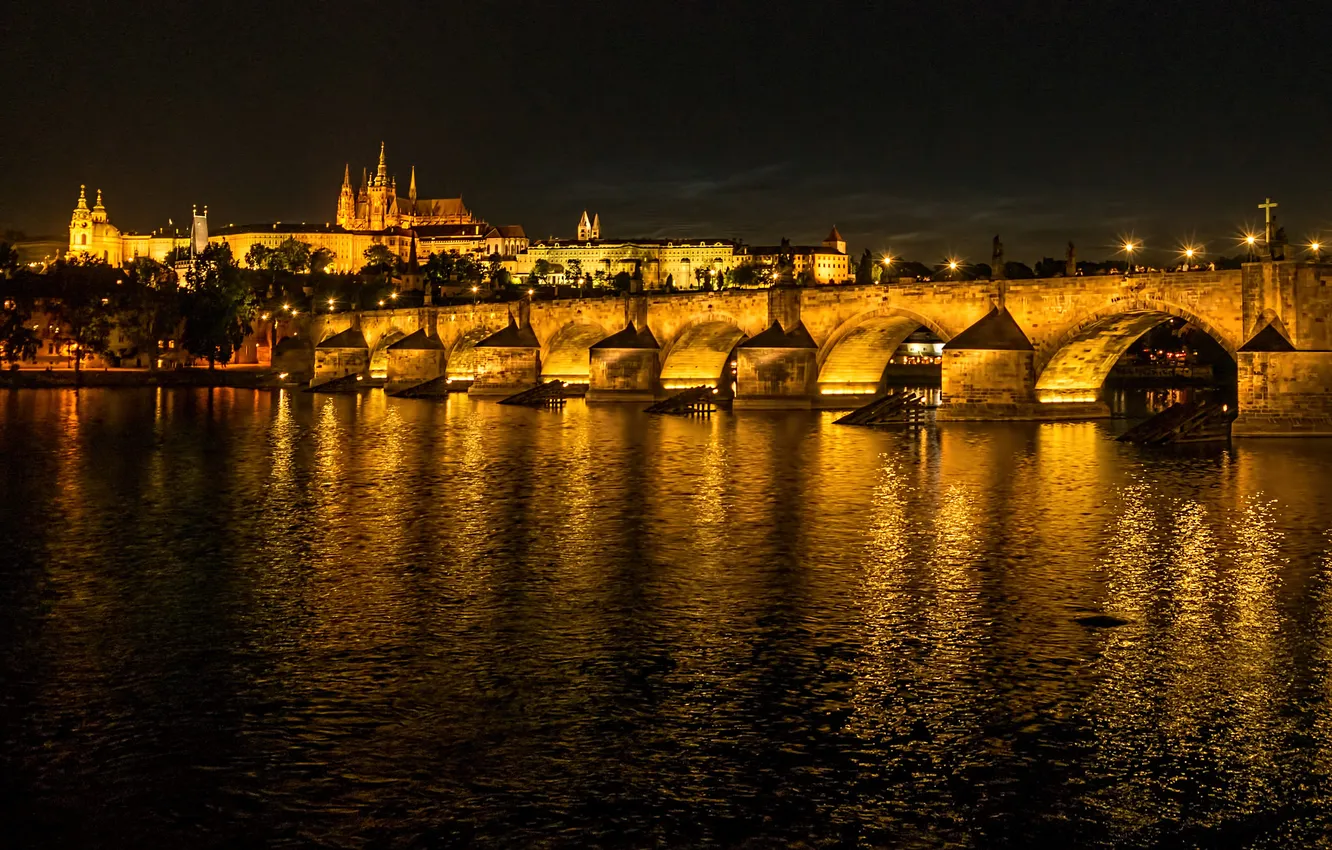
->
[69,184,92,250]
[591,213,601,239]
[821,225,846,254]
[336,164,355,228]
[67,185,121,263]
[578,210,598,241]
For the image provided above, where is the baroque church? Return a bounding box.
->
[336,142,476,232]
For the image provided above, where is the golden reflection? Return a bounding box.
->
[853,455,913,733]
[1159,500,1220,756]
[1222,493,1286,811]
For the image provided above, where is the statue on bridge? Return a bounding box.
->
[1065,242,1077,277]
[1273,226,1288,261]
[992,235,1005,280]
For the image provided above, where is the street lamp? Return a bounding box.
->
[1244,234,1258,261]
[1311,241,1323,261]
[471,284,479,305]
[1123,241,1138,273]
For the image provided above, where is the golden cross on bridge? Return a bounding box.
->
[1259,197,1279,246]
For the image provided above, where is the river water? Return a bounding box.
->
[2,388,1332,848]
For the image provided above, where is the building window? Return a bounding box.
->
[79,234,87,246]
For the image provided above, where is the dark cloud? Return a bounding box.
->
[3,0,1329,265]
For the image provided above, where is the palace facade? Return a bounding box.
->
[507,215,851,289]
[65,144,527,273]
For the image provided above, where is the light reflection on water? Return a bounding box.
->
[2,388,1332,847]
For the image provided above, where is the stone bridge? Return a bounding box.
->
[288,259,1332,436]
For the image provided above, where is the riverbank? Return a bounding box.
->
[0,367,296,389]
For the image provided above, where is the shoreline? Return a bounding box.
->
[0,368,293,389]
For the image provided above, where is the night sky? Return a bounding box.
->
[5,0,1330,264]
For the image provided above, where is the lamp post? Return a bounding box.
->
[471,285,479,305]
[1311,241,1323,262]
[1122,241,1138,274]
[1245,235,1258,262]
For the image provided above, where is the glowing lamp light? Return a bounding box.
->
[282,303,291,311]
[947,260,959,271]
[390,292,399,300]
[471,285,478,293]
[378,300,385,307]
[278,372,289,380]
[1245,235,1257,246]
[327,298,335,307]
[1183,248,1194,259]
[528,288,535,296]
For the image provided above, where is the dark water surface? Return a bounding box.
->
[3,388,1332,848]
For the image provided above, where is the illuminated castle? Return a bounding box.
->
[336,142,476,232]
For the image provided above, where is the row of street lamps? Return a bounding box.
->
[878,235,1325,274]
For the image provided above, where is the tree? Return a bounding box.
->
[274,237,312,274]
[310,247,335,275]
[0,266,41,366]
[49,255,116,377]
[727,262,764,288]
[566,258,584,291]
[454,254,479,286]
[0,242,19,278]
[423,250,455,290]
[855,249,875,284]
[245,243,274,270]
[612,270,632,292]
[181,243,256,369]
[533,258,551,283]
[362,244,398,276]
[117,257,180,370]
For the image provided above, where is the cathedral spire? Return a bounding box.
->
[377,141,387,182]
[76,184,88,211]
[409,165,417,203]
[342,163,351,188]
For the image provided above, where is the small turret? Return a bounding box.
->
[91,188,108,223]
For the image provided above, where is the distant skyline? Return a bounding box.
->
[5,0,1331,264]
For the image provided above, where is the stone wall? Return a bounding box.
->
[1233,351,1332,436]
[734,348,818,409]
[470,348,540,394]
[588,349,659,401]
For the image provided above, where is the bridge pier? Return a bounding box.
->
[468,307,542,396]
[1232,317,1332,436]
[384,329,446,394]
[312,328,370,386]
[734,288,819,409]
[938,307,1108,420]
[588,324,660,402]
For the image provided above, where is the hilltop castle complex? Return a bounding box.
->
[64,144,850,287]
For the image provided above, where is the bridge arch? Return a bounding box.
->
[1034,300,1237,402]
[368,328,407,378]
[659,313,748,390]
[445,323,502,381]
[816,306,954,394]
[540,320,611,383]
